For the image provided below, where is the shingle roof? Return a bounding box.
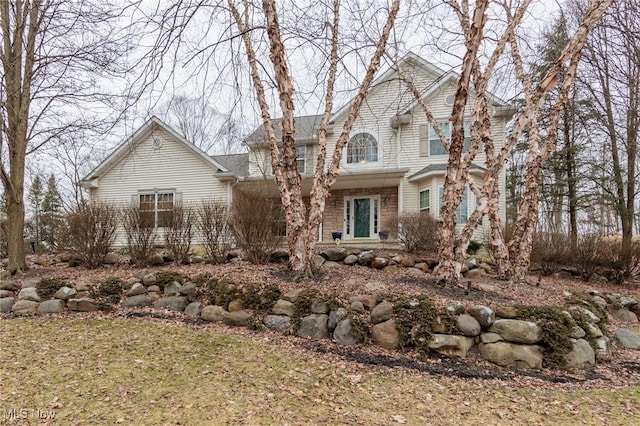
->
[244,114,323,146]
[212,153,250,177]
[408,163,486,180]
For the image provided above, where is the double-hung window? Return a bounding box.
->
[137,192,175,228]
[420,120,473,156]
[419,189,430,213]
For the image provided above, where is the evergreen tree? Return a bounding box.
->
[42,174,62,213]
[27,175,44,246]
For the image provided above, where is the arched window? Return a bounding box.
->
[347,132,378,164]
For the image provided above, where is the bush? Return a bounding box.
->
[230,188,282,264]
[90,277,124,310]
[121,206,157,265]
[397,212,438,253]
[164,204,195,264]
[65,203,118,268]
[39,212,66,250]
[529,231,571,275]
[596,238,640,283]
[573,232,606,281]
[36,277,69,299]
[197,200,231,263]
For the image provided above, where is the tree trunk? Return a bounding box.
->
[6,187,26,274]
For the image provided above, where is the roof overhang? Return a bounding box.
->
[408,164,486,182]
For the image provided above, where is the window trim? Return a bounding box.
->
[136,190,176,228]
[419,189,430,213]
[344,131,380,167]
[421,120,473,157]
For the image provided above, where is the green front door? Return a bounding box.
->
[353,198,371,238]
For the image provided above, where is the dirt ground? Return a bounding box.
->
[2,253,640,391]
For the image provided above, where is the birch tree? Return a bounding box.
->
[0,0,138,274]
[228,0,400,276]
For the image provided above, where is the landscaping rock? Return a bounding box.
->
[147,285,160,293]
[614,328,640,349]
[464,268,486,279]
[12,300,39,313]
[103,253,119,264]
[122,295,152,308]
[358,251,374,266]
[164,281,182,296]
[313,255,325,269]
[0,281,20,292]
[585,323,604,338]
[34,256,50,266]
[67,298,98,312]
[54,286,77,300]
[272,299,295,316]
[383,265,399,273]
[468,305,495,327]
[480,332,503,344]
[343,254,359,266]
[297,314,329,339]
[566,339,595,368]
[75,282,92,292]
[611,308,638,323]
[228,299,244,312]
[371,319,400,350]
[405,267,425,277]
[428,334,475,357]
[263,315,290,333]
[333,318,363,345]
[125,283,147,297]
[370,301,393,324]
[479,341,544,369]
[191,255,204,263]
[328,308,348,331]
[22,279,38,288]
[595,336,611,360]
[568,306,601,323]
[456,314,481,337]
[282,289,304,303]
[0,297,15,313]
[414,262,429,273]
[349,295,378,310]
[133,269,149,279]
[568,326,586,339]
[371,257,389,269]
[323,261,342,269]
[399,256,415,267]
[179,282,195,296]
[149,254,164,265]
[154,296,187,312]
[619,296,638,308]
[142,273,157,286]
[0,290,14,298]
[350,301,366,314]
[446,301,465,315]
[311,300,330,314]
[184,302,203,318]
[37,299,65,314]
[321,247,348,262]
[18,287,41,302]
[201,305,226,322]
[222,310,252,327]
[488,319,542,344]
[147,292,161,302]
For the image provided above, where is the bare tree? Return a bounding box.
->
[0,0,139,274]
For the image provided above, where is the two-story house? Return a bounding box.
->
[80,52,513,245]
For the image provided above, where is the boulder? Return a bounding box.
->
[350,301,366,314]
[595,336,611,360]
[343,254,359,266]
[428,334,475,357]
[568,326,586,339]
[405,267,425,277]
[0,297,15,313]
[222,310,252,327]
[297,314,329,339]
[263,315,291,333]
[311,300,330,314]
[37,299,66,314]
[585,323,604,338]
[164,281,182,296]
[619,296,638,308]
[272,299,295,316]
[133,269,149,279]
[67,298,98,312]
[179,282,196,296]
[371,257,389,269]
[328,308,348,331]
[148,254,164,266]
[321,247,348,262]
[480,332,503,344]
[399,256,415,267]
[184,302,203,318]
[282,289,304,303]
[75,282,92,292]
[611,308,638,323]
[478,341,544,369]
[22,279,38,288]
[568,306,601,324]
[121,295,153,308]
[413,262,429,273]
[468,305,495,327]
[370,301,393,324]
[0,281,20,292]
[142,273,157,286]
[488,319,542,344]
[12,300,39,313]
[371,319,400,350]
[357,251,374,266]
[456,314,482,337]
[349,295,378,310]
[54,286,77,301]
[201,305,226,322]
[0,290,14,298]
[383,265,400,273]
[228,299,244,312]
[614,328,640,349]
[566,339,596,368]
[103,253,119,264]
[125,283,147,297]
[147,285,160,293]
[313,255,326,269]
[464,268,487,279]
[18,287,41,302]
[333,318,363,345]
[446,301,465,315]
[323,261,342,269]
[154,296,187,312]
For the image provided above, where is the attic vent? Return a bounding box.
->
[151,136,162,149]
[444,94,455,106]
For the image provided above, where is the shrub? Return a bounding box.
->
[39,212,66,250]
[229,188,282,264]
[397,212,439,253]
[573,232,606,281]
[197,200,232,263]
[154,271,187,291]
[164,204,195,264]
[36,277,69,299]
[65,203,118,268]
[90,277,124,310]
[596,238,640,283]
[529,231,571,275]
[121,206,157,266]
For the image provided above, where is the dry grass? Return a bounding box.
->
[1,317,638,425]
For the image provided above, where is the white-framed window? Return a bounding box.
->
[420,120,472,156]
[419,189,430,213]
[135,191,177,228]
[438,186,468,224]
[296,145,306,174]
[347,132,378,164]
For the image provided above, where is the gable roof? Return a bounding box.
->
[80,116,230,186]
[244,114,323,147]
[212,153,250,177]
